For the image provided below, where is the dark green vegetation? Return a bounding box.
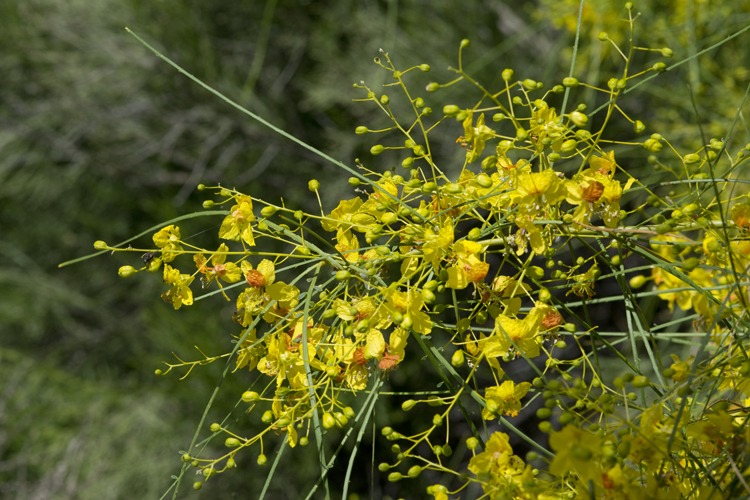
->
[2,0,749,498]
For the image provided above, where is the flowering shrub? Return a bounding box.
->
[75,5,750,499]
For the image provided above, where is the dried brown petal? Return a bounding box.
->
[582,181,605,203]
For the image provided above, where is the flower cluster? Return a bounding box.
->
[93,8,750,498]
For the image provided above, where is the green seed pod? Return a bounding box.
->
[241,391,260,403]
[443,105,460,116]
[562,77,579,87]
[451,350,465,368]
[570,111,588,127]
[502,68,514,81]
[118,265,137,278]
[481,155,498,172]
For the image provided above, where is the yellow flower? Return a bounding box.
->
[548,425,601,483]
[199,243,242,284]
[153,225,183,262]
[461,111,496,162]
[234,329,260,372]
[334,228,360,263]
[468,432,520,476]
[161,263,194,309]
[566,151,635,228]
[480,304,549,358]
[219,195,255,246]
[422,218,454,270]
[482,380,531,419]
[446,240,489,290]
[384,288,432,335]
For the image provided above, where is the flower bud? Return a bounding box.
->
[388,472,403,482]
[241,391,260,403]
[257,454,267,466]
[202,200,215,209]
[562,77,579,87]
[443,105,460,116]
[370,145,385,155]
[598,32,609,41]
[652,62,666,72]
[426,82,440,92]
[260,206,277,217]
[118,266,137,278]
[401,399,417,411]
[460,39,470,48]
[502,68,514,81]
[225,438,240,447]
[561,139,578,153]
[355,126,369,135]
[522,79,537,90]
[451,350,465,367]
[322,412,336,430]
[93,240,107,250]
[570,111,588,127]
[468,228,482,240]
[348,177,361,186]
[661,47,673,57]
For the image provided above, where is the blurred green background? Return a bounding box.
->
[2,0,749,498]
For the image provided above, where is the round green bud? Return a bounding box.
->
[468,227,482,241]
[343,407,356,419]
[466,437,480,451]
[193,482,203,490]
[256,454,268,466]
[522,79,538,90]
[575,129,591,140]
[427,395,443,407]
[261,410,274,424]
[426,82,440,93]
[380,94,390,105]
[335,270,351,281]
[552,84,564,94]
[443,105,460,116]
[515,127,529,141]
[548,152,561,162]
[422,107,432,116]
[561,139,578,153]
[644,138,663,153]
[210,423,221,433]
[408,465,423,478]
[181,453,192,463]
[355,126,369,135]
[225,437,240,448]
[570,111,588,128]
[118,265,137,278]
[572,445,592,460]
[661,47,673,57]
[414,97,425,109]
[196,183,206,191]
[93,240,108,250]
[322,412,336,430]
[401,399,417,411]
[370,145,385,156]
[432,414,443,426]
[419,64,431,72]
[451,350,465,368]
[555,340,567,349]
[536,408,552,419]
[502,68,514,81]
[422,181,438,193]
[378,462,390,472]
[481,155,498,172]
[381,426,393,436]
[260,206,277,218]
[629,275,647,289]
[241,391,260,404]
[652,62,666,72]
[562,77,579,88]
[631,375,650,388]
[682,257,699,271]
[539,421,553,433]
[476,173,493,188]
[146,258,162,273]
[625,2,634,9]
[334,412,349,428]
[460,39,470,48]
[598,32,609,41]
[388,472,403,482]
